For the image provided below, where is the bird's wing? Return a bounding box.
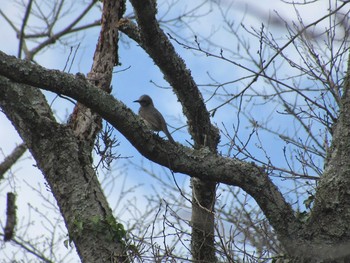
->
[139,108,164,131]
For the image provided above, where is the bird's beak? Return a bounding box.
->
[133,99,139,103]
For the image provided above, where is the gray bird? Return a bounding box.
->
[134,95,175,144]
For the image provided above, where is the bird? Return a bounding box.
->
[134,95,176,144]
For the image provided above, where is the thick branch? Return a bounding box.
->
[0,143,26,180]
[4,192,16,241]
[0,51,301,244]
[68,0,122,150]
[0,78,128,262]
[305,50,350,249]
[127,3,219,260]
[129,0,219,149]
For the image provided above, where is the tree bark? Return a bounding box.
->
[69,0,124,151]
[0,143,26,180]
[0,0,129,262]
[0,81,128,262]
[0,52,302,256]
[295,51,350,262]
[127,1,219,261]
[3,1,350,261]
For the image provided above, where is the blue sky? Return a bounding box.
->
[0,0,342,261]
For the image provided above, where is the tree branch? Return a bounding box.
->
[129,0,219,149]
[127,2,220,260]
[18,0,33,58]
[0,143,27,180]
[0,76,128,263]
[4,192,17,241]
[29,0,99,59]
[0,51,302,247]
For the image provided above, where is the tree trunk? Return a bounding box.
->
[0,83,128,262]
[191,178,216,262]
[127,1,220,260]
[0,0,129,262]
[283,52,350,262]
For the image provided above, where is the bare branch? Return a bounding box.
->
[0,52,301,249]
[129,0,220,149]
[18,0,34,58]
[0,143,27,180]
[4,192,17,241]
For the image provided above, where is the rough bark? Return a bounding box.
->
[128,1,219,261]
[2,1,350,261]
[296,51,350,262]
[0,0,129,262]
[4,192,16,241]
[69,0,123,151]
[0,143,26,180]
[0,53,302,254]
[0,80,128,262]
